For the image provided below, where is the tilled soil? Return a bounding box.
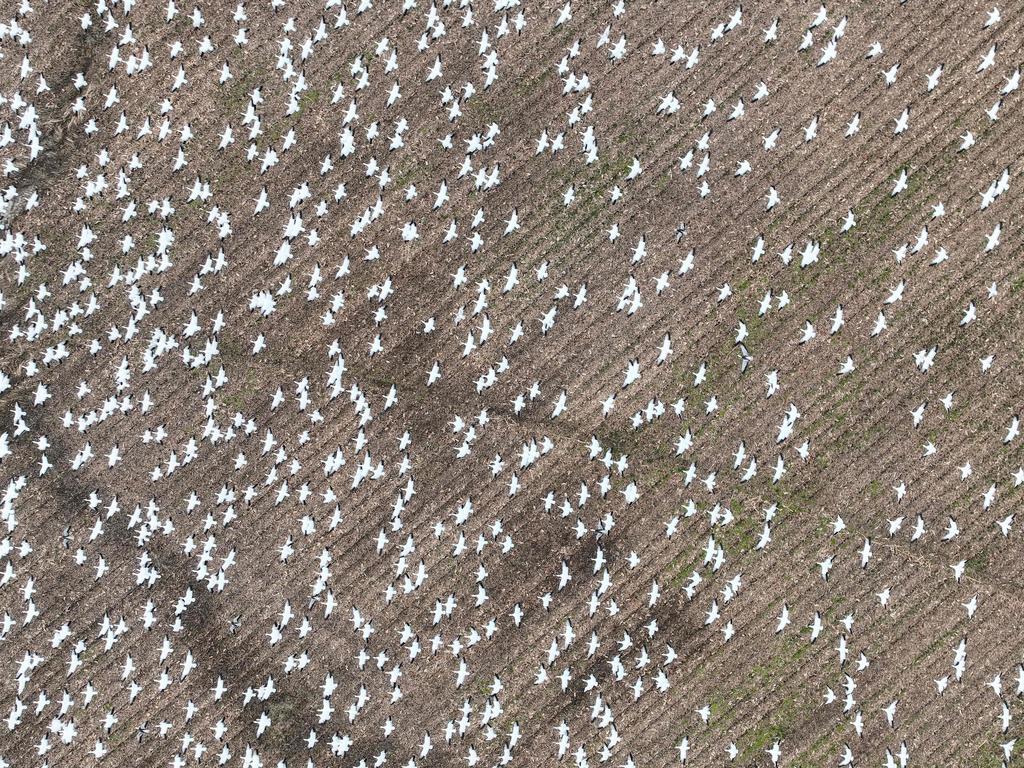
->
[1,0,1024,767]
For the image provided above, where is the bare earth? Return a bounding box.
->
[1,1,1024,767]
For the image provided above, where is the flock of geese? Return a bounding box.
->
[0,0,1021,766]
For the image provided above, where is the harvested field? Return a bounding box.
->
[1,0,1024,766]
